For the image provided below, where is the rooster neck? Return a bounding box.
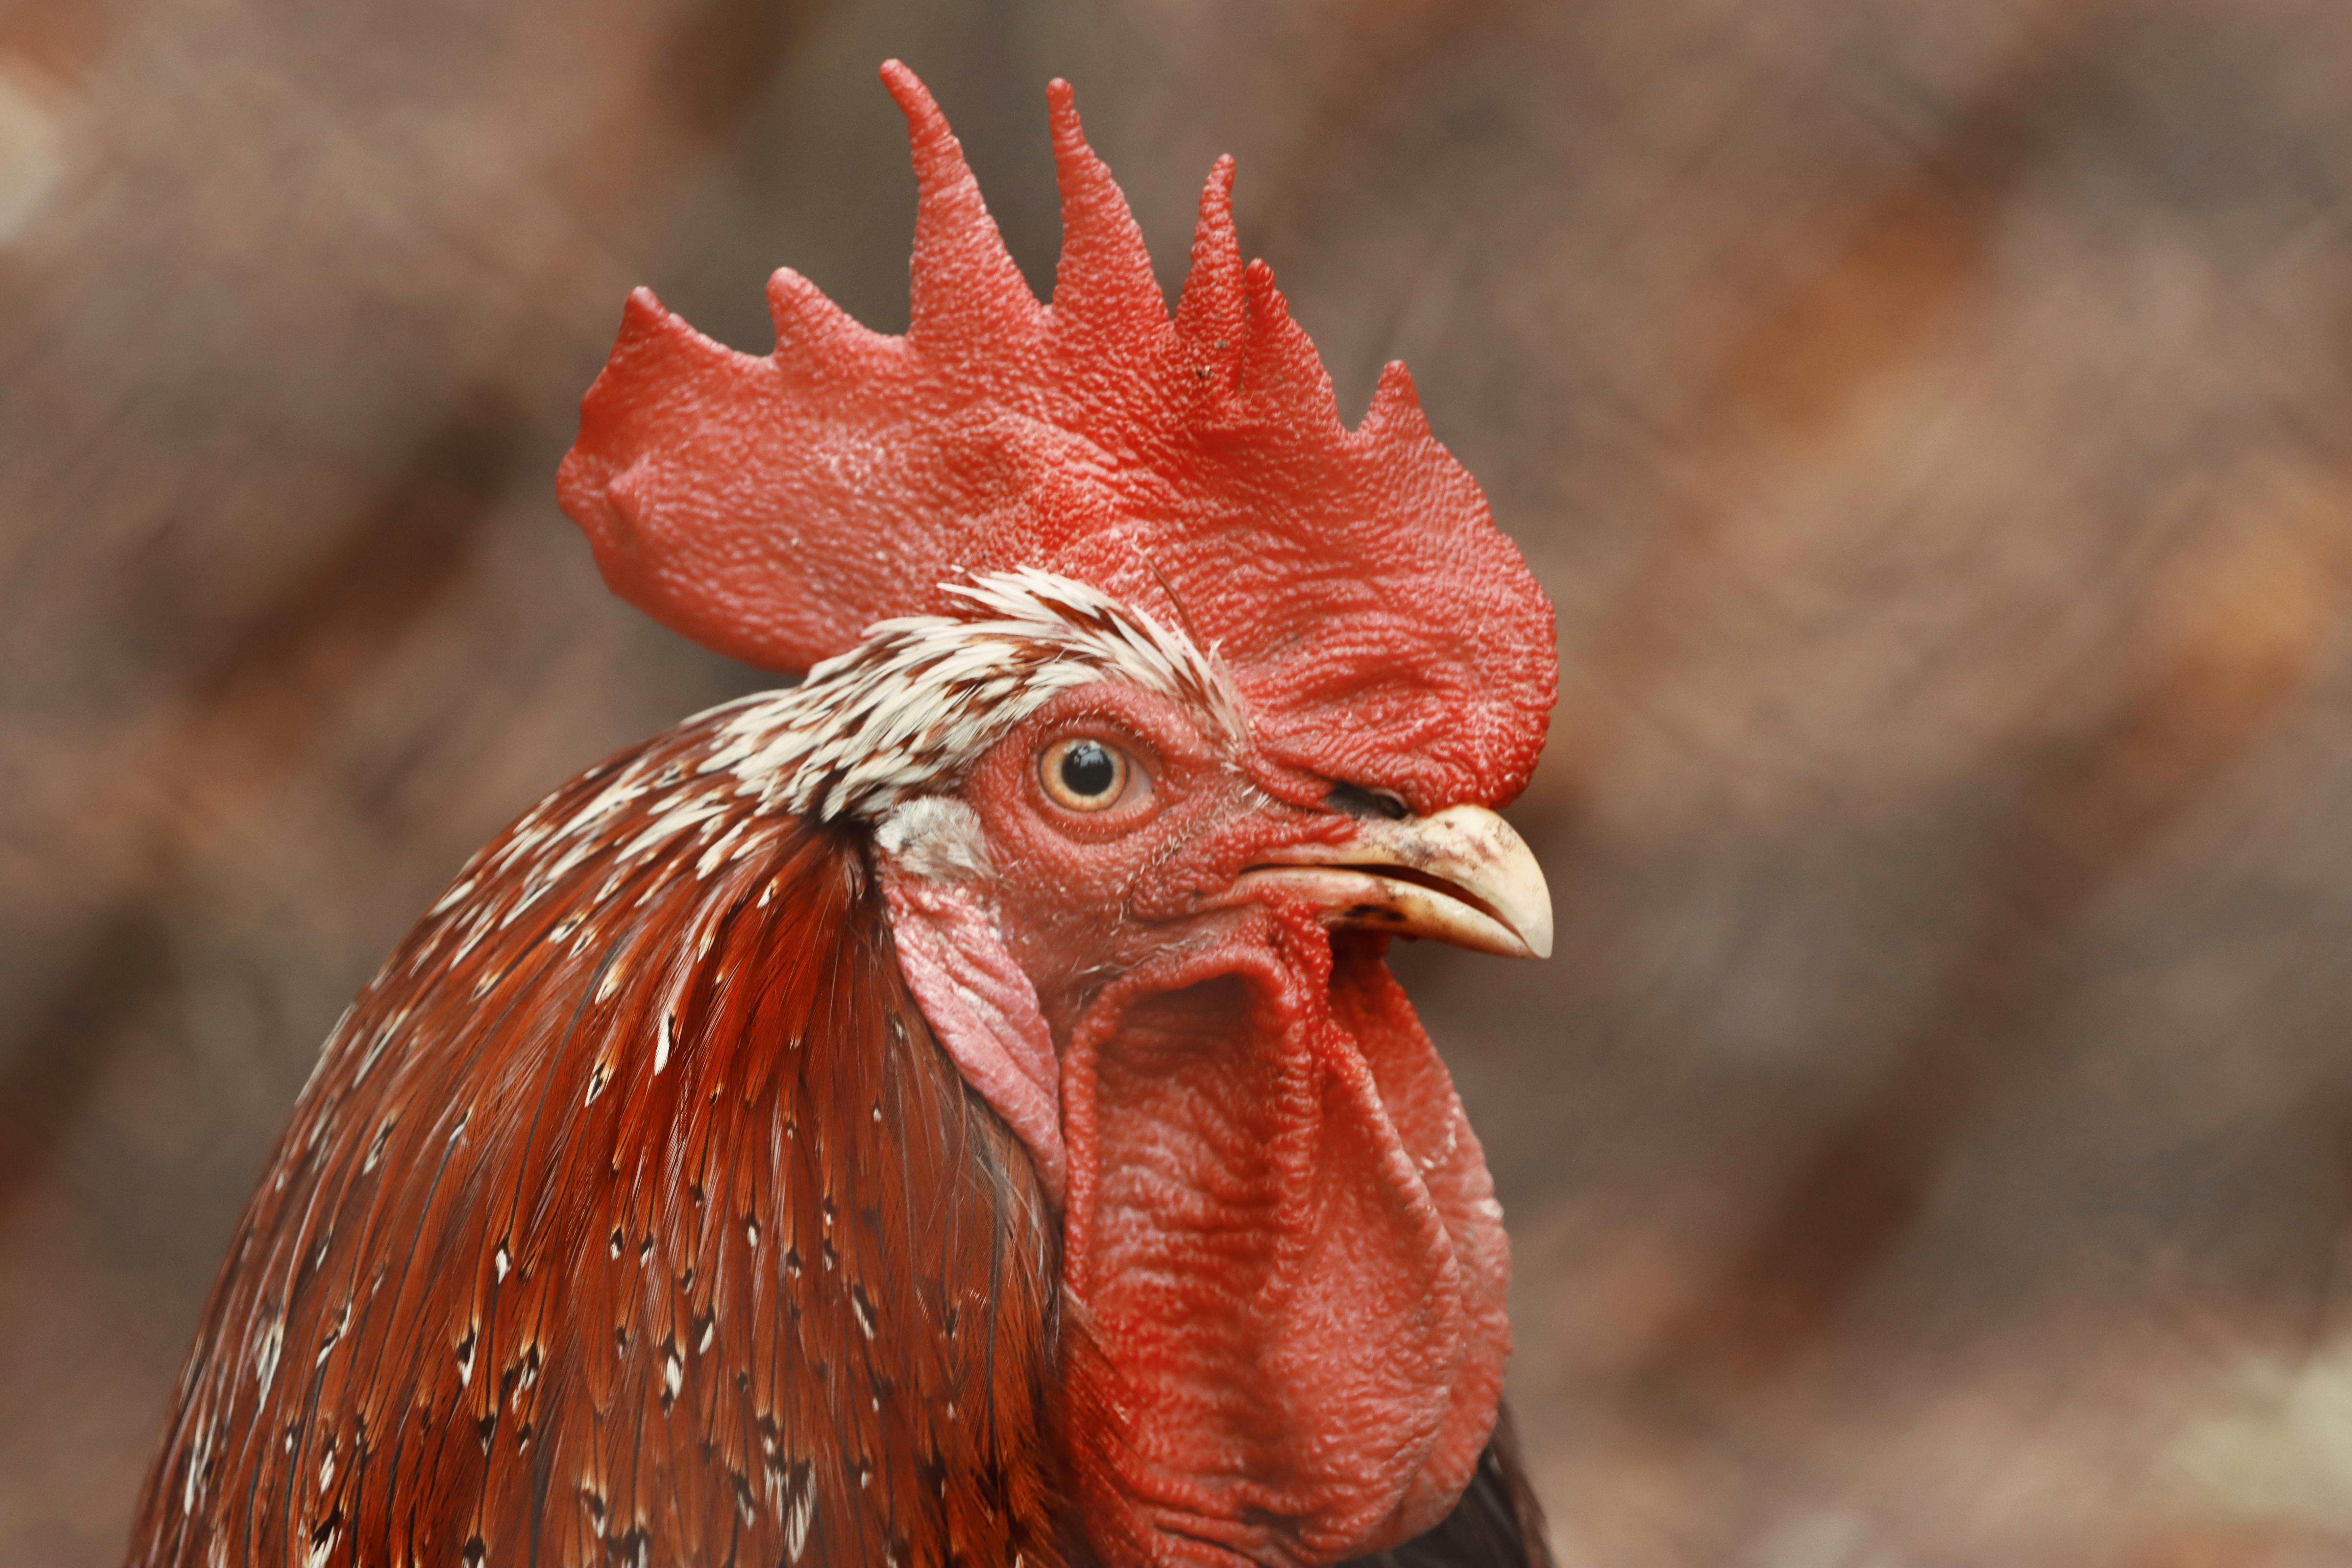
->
[129,712,1087,1568]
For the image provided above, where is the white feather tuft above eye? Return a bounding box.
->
[699,567,1244,822]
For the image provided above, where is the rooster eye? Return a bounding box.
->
[1040,738,1130,811]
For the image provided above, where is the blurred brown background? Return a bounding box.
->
[6,0,2352,1563]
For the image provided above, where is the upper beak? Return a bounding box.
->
[1235,804,1554,960]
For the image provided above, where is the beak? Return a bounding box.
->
[1236,804,1554,960]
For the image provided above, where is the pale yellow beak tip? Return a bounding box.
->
[1239,803,1555,961]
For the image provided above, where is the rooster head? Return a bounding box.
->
[558,62,1557,1568]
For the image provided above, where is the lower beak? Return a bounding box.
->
[1235,804,1554,960]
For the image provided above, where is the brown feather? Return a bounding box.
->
[126,711,1077,1568]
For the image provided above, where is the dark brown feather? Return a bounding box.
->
[126,713,1076,1568]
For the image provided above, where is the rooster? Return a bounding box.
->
[126,63,1558,1568]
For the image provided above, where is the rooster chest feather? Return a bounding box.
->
[136,708,1071,1568]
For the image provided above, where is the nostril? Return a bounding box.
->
[1324,782,1410,820]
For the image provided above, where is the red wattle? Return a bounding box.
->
[1057,919,1510,1568]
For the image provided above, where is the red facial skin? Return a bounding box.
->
[954,687,1512,1568]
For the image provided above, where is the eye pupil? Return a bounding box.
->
[1059,740,1119,798]
[1040,736,1135,812]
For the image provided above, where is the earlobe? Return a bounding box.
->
[878,853,1067,1204]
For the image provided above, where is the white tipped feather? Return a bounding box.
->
[714,568,1243,822]
[511,569,1238,910]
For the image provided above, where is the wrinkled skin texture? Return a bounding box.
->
[945,686,1512,1568]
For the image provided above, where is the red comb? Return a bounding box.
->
[558,62,1555,809]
